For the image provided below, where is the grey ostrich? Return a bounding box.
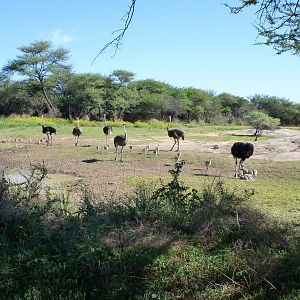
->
[231,142,254,177]
[72,118,83,146]
[204,157,212,171]
[114,124,127,161]
[103,113,112,149]
[42,114,56,146]
[167,116,184,151]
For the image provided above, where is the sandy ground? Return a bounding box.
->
[1,128,300,200]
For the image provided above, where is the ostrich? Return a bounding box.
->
[239,169,257,180]
[175,152,181,161]
[72,118,83,146]
[42,114,56,146]
[204,157,212,171]
[103,114,112,149]
[231,142,254,178]
[114,124,128,162]
[167,116,184,152]
[143,145,150,153]
[240,167,258,178]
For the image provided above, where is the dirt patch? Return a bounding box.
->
[0,128,299,200]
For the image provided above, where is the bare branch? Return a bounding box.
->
[91,0,136,65]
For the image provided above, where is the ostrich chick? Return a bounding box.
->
[175,152,181,161]
[204,157,212,171]
[154,144,160,155]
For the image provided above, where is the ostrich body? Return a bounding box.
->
[103,114,112,149]
[231,142,254,177]
[42,114,56,146]
[167,116,184,152]
[72,118,82,146]
[114,124,127,161]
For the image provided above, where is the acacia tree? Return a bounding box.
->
[245,111,280,140]
[109,69,135,86]
[2,40,71,115]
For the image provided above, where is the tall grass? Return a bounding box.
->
[0,162,299,299]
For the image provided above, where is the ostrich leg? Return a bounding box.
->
[115,146,118,161]
[120,146,124,162]
[170,139,177,151]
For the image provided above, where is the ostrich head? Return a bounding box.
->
[167,115,172,131]
[123,123,128,141]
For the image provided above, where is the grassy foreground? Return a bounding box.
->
[0,162,299,299]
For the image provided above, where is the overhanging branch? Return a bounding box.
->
[91,0,136,65]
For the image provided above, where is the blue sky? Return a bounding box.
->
[1,0,299,103]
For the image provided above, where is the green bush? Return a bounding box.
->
[0,162,299,299]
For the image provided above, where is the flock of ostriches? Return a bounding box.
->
[38,114,256,180]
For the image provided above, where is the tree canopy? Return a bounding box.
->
[2,40,71,115]
[227,0,300,55]
[245,110,280,140]
[0,41,299,125]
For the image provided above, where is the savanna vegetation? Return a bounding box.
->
[0,116,299,299]
[1,41,299,127]
[0,160,299,299]
[1,34,300,299]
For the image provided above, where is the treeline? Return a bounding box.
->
[0,41,299,126]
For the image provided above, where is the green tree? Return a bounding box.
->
[54,73,106,119]
[129,79,173,94]
[101,75,138,121]
[2,40,71,115]
[0,81,36,115]
[245,111,280,140]
[249,94,300,126]
[217,93,250,122]
[109,69,135,86]
[181,88,214,122]
[127,93,168,121]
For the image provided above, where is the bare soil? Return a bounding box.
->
[1,128,300,200]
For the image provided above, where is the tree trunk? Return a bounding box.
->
[40,81,57,116]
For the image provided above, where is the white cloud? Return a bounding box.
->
[51,30,76,44]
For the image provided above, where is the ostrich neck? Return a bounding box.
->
[123,127,128,141]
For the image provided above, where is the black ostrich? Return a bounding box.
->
[72,118,83,146]
[231,142,254,177]
[114,124,127,161]
[42,114,56,146]
[167,116,184,151]
[103,113,112,149]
